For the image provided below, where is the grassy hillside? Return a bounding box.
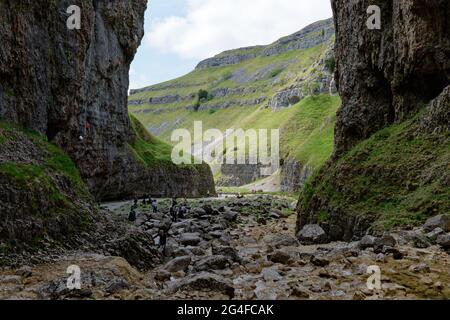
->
[297,108,450,233]
[128,19,338,189]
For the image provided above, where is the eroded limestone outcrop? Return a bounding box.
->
[0,1,215,200]
[296,0,450,240]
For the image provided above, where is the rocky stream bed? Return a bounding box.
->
[1,195,449,300]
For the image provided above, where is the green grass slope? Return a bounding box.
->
[297,109,450,235]
[128,34,339,180]
[0,121,95,250]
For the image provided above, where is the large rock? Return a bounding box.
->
[164,256,192,273]
[212,246,241,263]
[296,224,327,244]
[268,250,292,264]
[358,235,376,250]
[436,234,450,249]
[171,272,235,298]
[264,234,299,248]
[423,215,450,233]
[194,255,230,272]
[179,233,202,246]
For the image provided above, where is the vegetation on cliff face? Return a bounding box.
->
[128,115,173,166]
[0,121,95,251]
[0,122,90,202]
[297,108,450,233]
[295,1,450,238]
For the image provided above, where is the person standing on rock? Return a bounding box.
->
[128,208,136,222]
[156,227,168,256]
[170,205,178,222]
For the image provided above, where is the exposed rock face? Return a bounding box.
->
[195,18,334,70]
[296,1,450,240]
[217,164,264,187]
[331,0,450,156]
[0,1,215,199]
[263,19,335,57]
[196,46,264,70]
[280,160,313,192]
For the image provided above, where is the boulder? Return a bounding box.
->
[223,211,238,222]
[423,215,450,232]
[268,250,292,264]
[179,233,202,246]
[154,270,171,282]
[105,279,130,294]
[212,246,241,263]
[297,224,327,244]
[409,263,430,273]
[310,255,330,267]
[164,256,192,273]
[261,267,282,281]
[15,266,33,278]
[412,233,431,249]
[201,204,214,215]
[172,248,191,258]
[426,227,445,240]
[186,246,206,256]
[265,234,299,248]
[194,255,230,271]
[192,208,207,218]
[358,235,376,249]
[171,272,234,298]
[373,235,397,252]
[436,234,450,249]
[208,230,224,239]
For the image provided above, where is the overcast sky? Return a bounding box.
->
[130,0,333,89]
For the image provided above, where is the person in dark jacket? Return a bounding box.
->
[156,227,167,256]
[151,198,158,213]
[170,205,178,222]
[128,209,136,222]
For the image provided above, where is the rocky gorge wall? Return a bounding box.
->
[331,0,450,156]
[296,0,450,240]
[0,0,215,200]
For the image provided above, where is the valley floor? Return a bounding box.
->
[1,196,449,300]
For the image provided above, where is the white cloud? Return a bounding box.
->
[146,0,332,60]
[129,67,151,90]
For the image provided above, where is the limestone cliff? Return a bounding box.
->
[0,0,215,200]
[331,0,450,156]
[296,0,450,240]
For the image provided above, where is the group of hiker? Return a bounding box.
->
[127,195,189,256]
[169,197,188,222]
[128,194,159,222]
